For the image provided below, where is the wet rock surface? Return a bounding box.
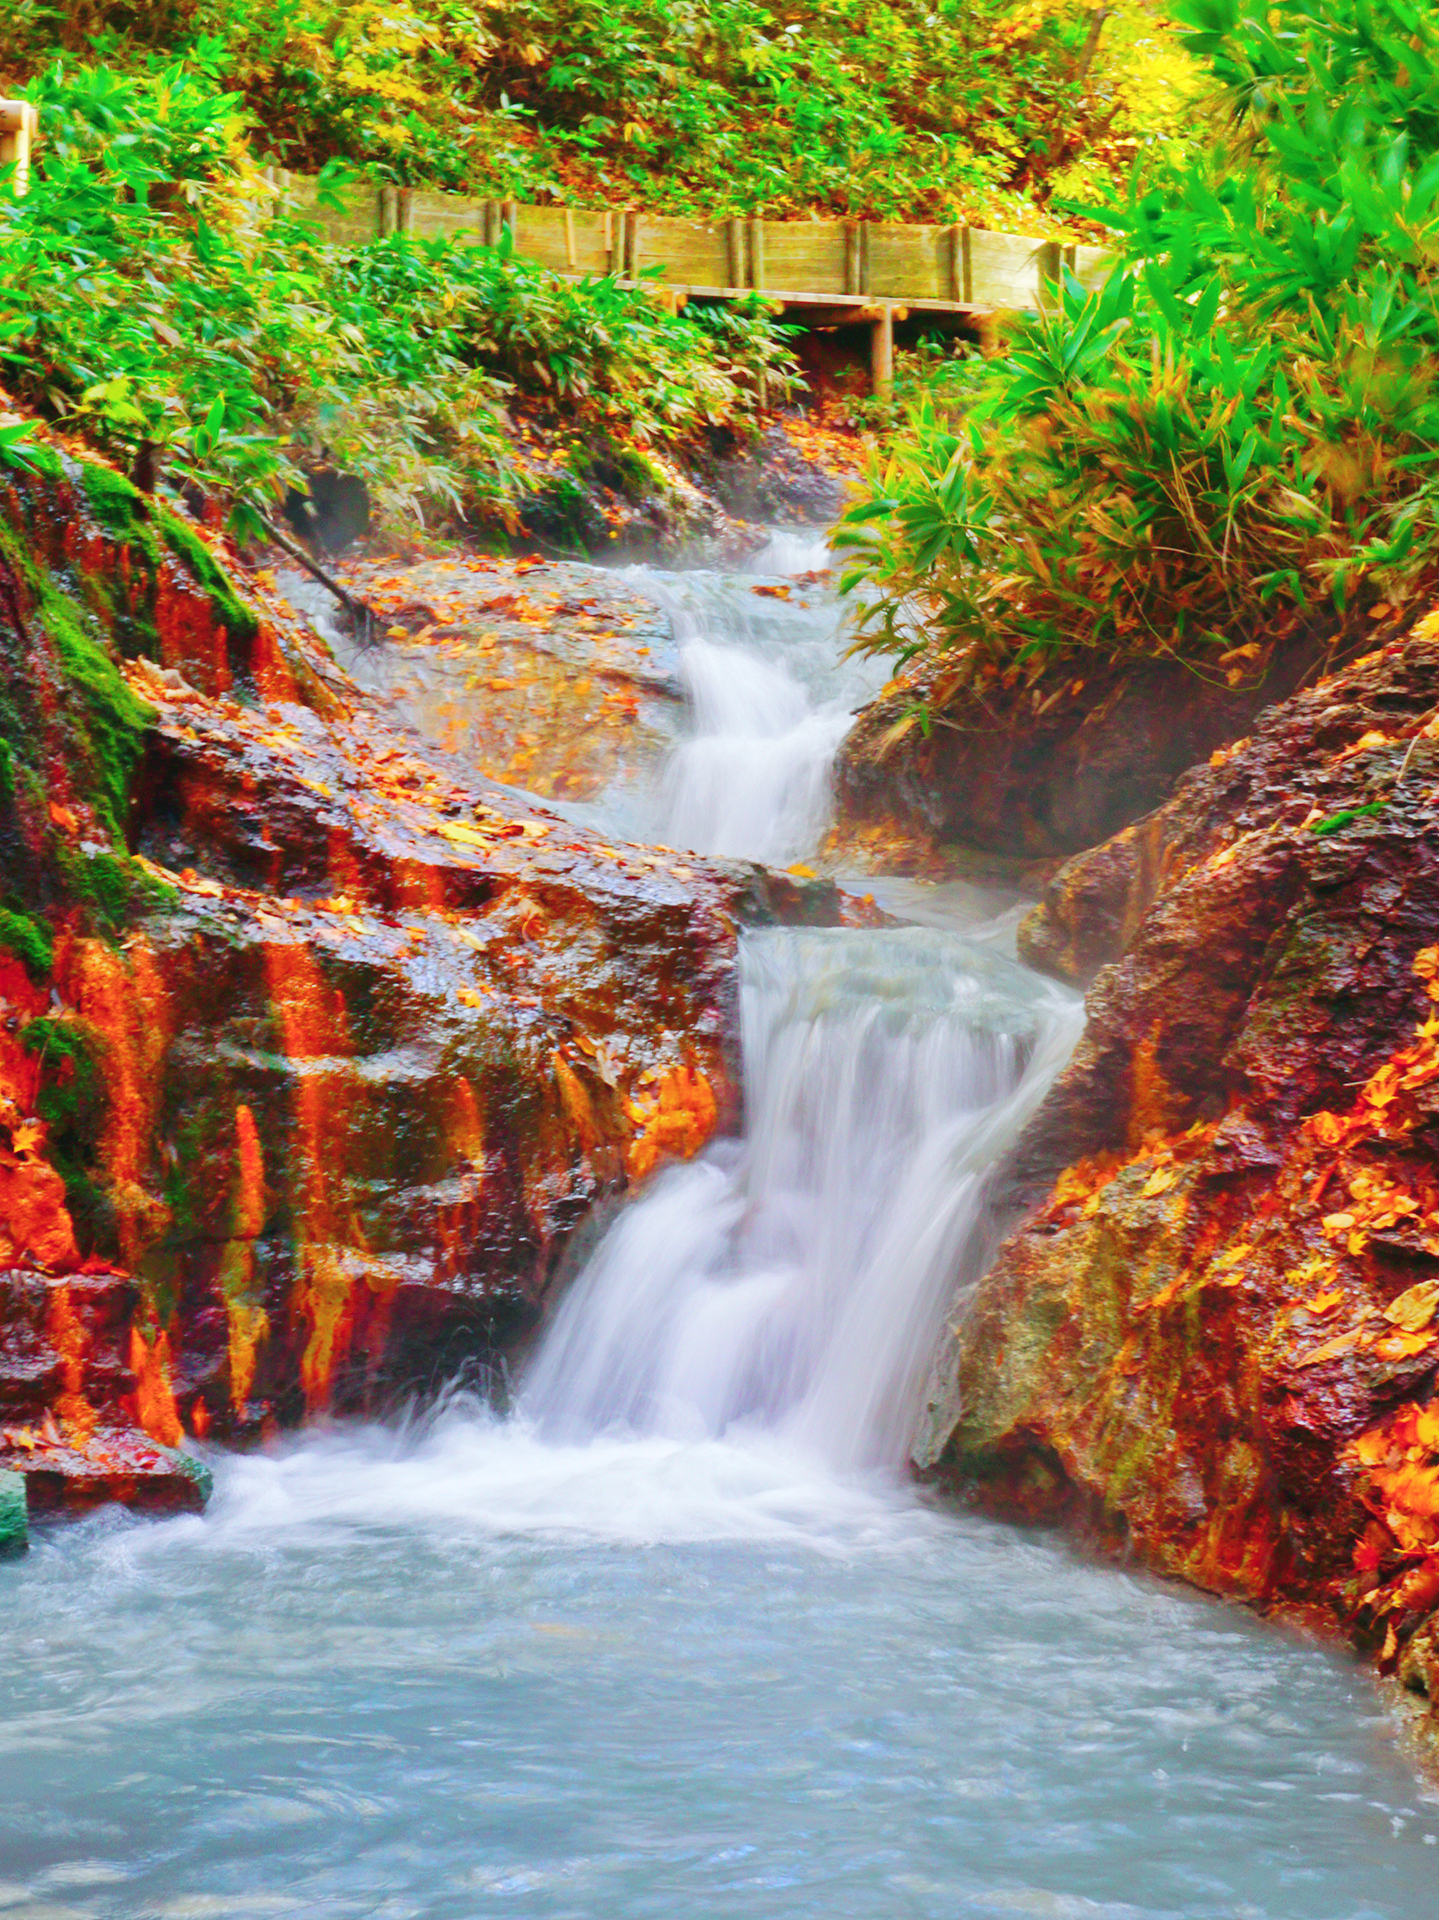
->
[835,630,1347,864]
[920,619,1439,1692]
[0,439,843,1521]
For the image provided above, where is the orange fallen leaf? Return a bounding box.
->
[1302,1288,1344,1315]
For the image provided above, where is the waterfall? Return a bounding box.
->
[624,531,888,865]
[524,925,1083,1468]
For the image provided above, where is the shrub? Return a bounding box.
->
[0,62,797,537]
[835,0,1439,690]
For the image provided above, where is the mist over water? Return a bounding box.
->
[4,532,1438,1917]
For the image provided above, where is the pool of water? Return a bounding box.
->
[2,1413,1436,1919]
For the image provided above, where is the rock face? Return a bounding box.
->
[0,438,841,1525]
[920,620,1439,1685]
[835,629,1347,863]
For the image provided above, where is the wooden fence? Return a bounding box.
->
[0,101,38,198]
[275,172,1112,396]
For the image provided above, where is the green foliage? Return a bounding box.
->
[837,0,1439,684]
[0,909,54,980]
[4,0,1199,228]
[0,61,797,535]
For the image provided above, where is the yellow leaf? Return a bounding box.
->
[435,820,490,849]
[1374,1329,1437,1362]
[1140,1165,1178,1198]
[1383,1279,1439,1330]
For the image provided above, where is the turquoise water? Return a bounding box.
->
[1,1409,1436,1920]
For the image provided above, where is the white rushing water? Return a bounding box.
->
[633,528,888,864]
[528,927,1082,1468]
[4,532,1438,1917]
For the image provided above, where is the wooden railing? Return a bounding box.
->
[0,101,38,198]
[275,172,1111,394]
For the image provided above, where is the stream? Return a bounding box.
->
[3,536,1439,1917]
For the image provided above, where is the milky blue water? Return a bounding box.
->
[1,1409,1436,1920]
[6,540,1435,1919]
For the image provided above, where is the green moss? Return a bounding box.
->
[160,514,259,645]
[22,1016,110,1244]
[80,459,160,548]
[18,442,64,482]
[0,737,13,803]
[0,909,53,980]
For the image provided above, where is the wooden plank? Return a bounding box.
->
[511,204,576,272]
[844,221,862,297]
[1070,242,1113,294]
[727,218,747,289]
[408,187,482,241]
[968,228,1046,309]
[759,220,848,297]
[280,171,381,247]
[1037,238,1063,314]
[748,218,766,291]
[871,305,895,399]
[0,100,38,197]
[626,213,730,288]
[867,223,950,301]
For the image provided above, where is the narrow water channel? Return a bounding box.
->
[3,538,1438,1917]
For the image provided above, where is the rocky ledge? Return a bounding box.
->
[919,617,1439,1703]
[0,435,841,1535]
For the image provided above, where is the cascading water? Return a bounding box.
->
[527,928,1082,1469]
[5,533,1439,1919]
[632,529,888,864]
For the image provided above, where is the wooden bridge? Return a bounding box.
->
[0,104,1109,397]
[278,173,1110,396]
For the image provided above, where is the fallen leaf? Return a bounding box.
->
[1302,1288,1344,1315]
[1295,1327,1367,1367]
[1384,1279,1439,1330]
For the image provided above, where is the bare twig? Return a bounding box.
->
[261,517,377,647]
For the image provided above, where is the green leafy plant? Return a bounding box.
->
[836,0,1439,690]
[0,60,798,538]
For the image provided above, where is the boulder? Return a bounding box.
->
[920,616,1439,1680]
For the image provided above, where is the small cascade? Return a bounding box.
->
[524,924,1083,1467]
[627,530,888,864]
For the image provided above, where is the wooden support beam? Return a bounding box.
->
[0,100,38,197]
[748,218,766,292]
[1038,238,1063,314]
[563,207,577,269]
[871,303,895,400]
[844,220,862,297]
[727,217,746,290]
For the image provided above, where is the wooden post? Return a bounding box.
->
[871,303,894,401]
[844,220,862,297]
[1038,238,1063,313]
[748,218,765,292]
[960,224,973,304]
[563,207,577,269]
[727,217,746,290]
[627,211,641,277]
[603,209,616,274]
[502,199,519,244]
[858,221,871,296]
[379,185,398,236]
[0,99,38,197]
[483,200,500,247]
